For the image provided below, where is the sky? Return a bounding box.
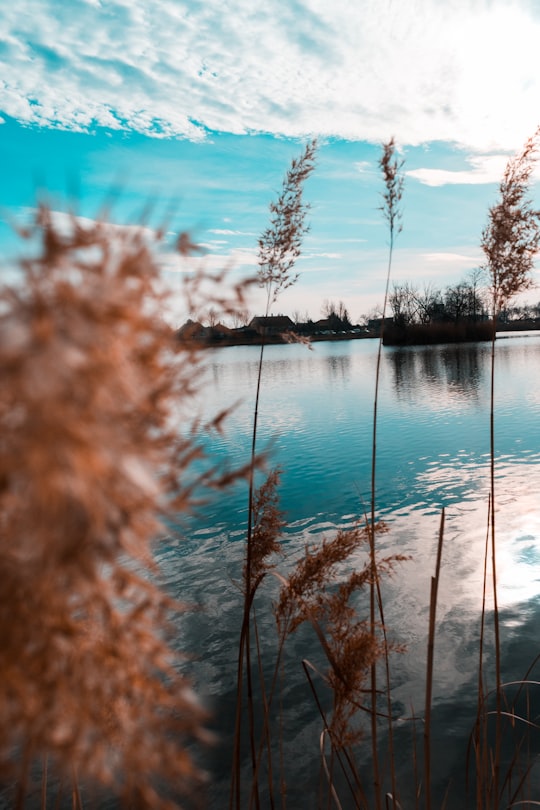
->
[2,0,540,323]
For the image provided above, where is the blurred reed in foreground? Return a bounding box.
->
[0,207,247,808]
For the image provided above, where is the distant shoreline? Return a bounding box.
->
[177,320,540,349]
[182,330,376,348]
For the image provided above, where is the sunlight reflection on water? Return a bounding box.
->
[168,335,540,808]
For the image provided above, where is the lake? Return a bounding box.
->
[163,333,540,808]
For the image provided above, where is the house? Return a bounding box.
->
[249,315,295,337]
[367,316,394,332]
[176,319,207,341]
[176,319,232,344]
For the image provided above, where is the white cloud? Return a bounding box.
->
[303,251,343,260]
[2,0,540,151]
[408,151,540,187]
[209,228,256,236]
[15,207,159,243]
[422,251,480,264]
[354,161,373,174]
[407,155,510,186]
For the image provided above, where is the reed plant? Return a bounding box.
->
[230,141,317,809]
[475,126,540,809]
[230,139,409,810]
[0,206,249,808]
[370,138,405,810]
[4,131,540,810]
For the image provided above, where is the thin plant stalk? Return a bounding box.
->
[471,493,491,807]
[371,137,404,808]
[480,127,540,806]
[301,661,365,809]
[41,756,48,810]
[489,325,502,809]
[231,141,316,808]
[250,608,275,810]
[423,508,445,810]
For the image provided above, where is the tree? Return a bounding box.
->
[445,283,471,322]
[321,298,337,319]
[337,299,352,326]
[413,283,443,325]
[465,267,488,322]
[389,282,417,326]
[231,309,250,329]
[321,299,351,329]
[207,306,219,328]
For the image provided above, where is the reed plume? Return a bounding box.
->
[258,139,318,313]
[276,524,404,752]
[481,126,540,316]
[231,142,316,809]
[244,467,285,587]
[477,127,540,810]
[0,206,245,808]
[370,137,405,809]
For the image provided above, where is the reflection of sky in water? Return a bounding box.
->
[167,335,540,808]
[186,335,540,610]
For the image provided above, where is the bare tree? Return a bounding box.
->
[389,281,417,326]
[444,283,471,322]
[337,299,351,326]
[207,306,219,328]
[413,283,442,325]
[321,298,337,319]
[231,309,250,328]
[465,267,488,321]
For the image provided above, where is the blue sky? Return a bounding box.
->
[2,0,540,323]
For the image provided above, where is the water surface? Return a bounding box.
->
[166,334,540,808]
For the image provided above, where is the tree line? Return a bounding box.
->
[382,270,540,327]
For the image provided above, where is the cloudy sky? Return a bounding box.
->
[2,0,540,321]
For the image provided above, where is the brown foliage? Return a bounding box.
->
[257,139,317,310]
[0,207,246,807]
[276,524,405,747]
[481,127,540,313]
[245,468,285,587]
[379,137,404,243]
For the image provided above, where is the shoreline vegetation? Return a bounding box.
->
[176,315,540,348]
[3,129,540,808]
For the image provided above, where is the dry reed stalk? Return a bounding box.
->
[0,206,248,808]
[231,141,316,810]
[371,137,404,810]
[480,127,540,808]
[275,523,405,806]
[423,508,445,810]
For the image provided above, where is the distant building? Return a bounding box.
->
[176,319,207,340]
[367,316,394,332]
[249,315,295,336]
[176,319,233,343]
[313,318,336,332]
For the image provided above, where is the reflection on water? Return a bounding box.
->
[171,335,540,808]
[323,346,352,381]
[388,343,485,404]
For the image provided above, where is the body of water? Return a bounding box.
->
[163,333,540,808]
